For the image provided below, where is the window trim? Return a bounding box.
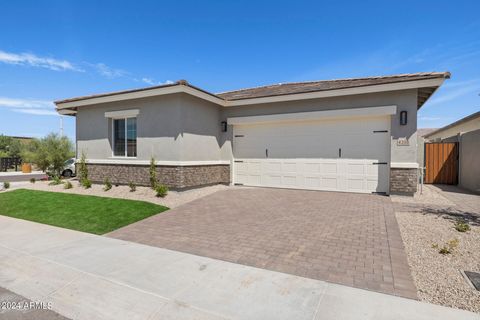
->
[111,116,137,158]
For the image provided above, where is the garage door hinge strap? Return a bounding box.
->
[234,135,244,137]
[373,130,388,133]
[234,183,244,186]
[372,162,388,165]
[234,160,244,163]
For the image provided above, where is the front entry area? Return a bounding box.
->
[232,115,391,193]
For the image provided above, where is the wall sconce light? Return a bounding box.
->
[400,111,407,125]
[221,121,227,132]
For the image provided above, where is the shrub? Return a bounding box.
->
[48,176,63,186]
[128,181,136,192]
[155,184,168,198]
[30,178,36,183]
[454,220,470,232]
[103,178,112,191]
[64,181,73,189]
[82,179,92,189]
[3,181,10,189]
[21,133,74,176]
[149,157,157,189]
[439,238,459,255]
[78,151,88,184]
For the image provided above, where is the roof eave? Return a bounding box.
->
[224,78,447,107]
[54,75,449,114]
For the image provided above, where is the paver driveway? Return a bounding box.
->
[109,187,417,299]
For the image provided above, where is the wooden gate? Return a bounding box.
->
[425,142,458,184]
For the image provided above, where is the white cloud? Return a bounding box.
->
[141,78,174,86]
[0,50,83,72]
[427,79,480,106]
[0,97,57,116]
[141,77,156,85]
[93,63,127,78]
[14,108,58,116]
[0,49,172,86]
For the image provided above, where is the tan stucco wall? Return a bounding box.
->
[459,129,480,193]
[426,117,480,141]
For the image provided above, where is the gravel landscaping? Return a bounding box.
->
[7,179,228,209]
[393,185,480,313]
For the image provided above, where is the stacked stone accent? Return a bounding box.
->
[390,168,417,194]
[86,164,230,189]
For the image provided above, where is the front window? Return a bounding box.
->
[113,117,136,157]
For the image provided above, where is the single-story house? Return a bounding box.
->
[55,72,450,195]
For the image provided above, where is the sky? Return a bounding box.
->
[0,0,479,141]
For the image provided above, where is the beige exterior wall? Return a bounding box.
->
[426,117,480,141]
[459,129,480,193]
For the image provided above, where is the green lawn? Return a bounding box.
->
[0,189,168,234]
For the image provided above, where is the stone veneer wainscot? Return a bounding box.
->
[85,163,230,190]
[390,168,418,194]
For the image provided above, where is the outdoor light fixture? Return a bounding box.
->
[221,121,227,132]
[400,111,407,125]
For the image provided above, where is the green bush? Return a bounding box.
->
[64,181,73,189]
[3,181,10,189]
[29,178,36,184]
[0,135,22,158]
[21,133,74,176]
[48,176,63,186]
[439,238,459,255]
[103,178,112,191]
[128,181,136,192]
[82,179,92,189]
[454,220,470,232]
[155,184,168,198]
[149,157,157,189]
[78,152,88,184]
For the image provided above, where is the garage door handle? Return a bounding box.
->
[338,148,341,158]
[266,148,269,158]
[372,162,388,165]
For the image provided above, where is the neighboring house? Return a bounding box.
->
[423,111,480,142]
[423,111,480,193]
[55,72,449,195]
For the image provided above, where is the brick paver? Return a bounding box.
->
[109,187,417,299]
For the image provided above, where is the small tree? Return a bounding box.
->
[149,157,157,189]
[0,135,22,158]
[21,133,74,176]
[78,151,88,184]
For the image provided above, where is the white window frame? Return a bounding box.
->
[111,116,137,158]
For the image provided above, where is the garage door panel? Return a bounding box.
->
[233,116,390,193]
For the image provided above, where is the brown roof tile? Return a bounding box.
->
[55,72,450,106]
[217,72,450,100]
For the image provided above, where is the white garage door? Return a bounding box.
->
[233,116,391,193]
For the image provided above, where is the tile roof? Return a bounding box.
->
[217,72,450,100]
[55,72,450,106]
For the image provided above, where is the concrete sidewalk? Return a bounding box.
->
[0,216,477,320]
